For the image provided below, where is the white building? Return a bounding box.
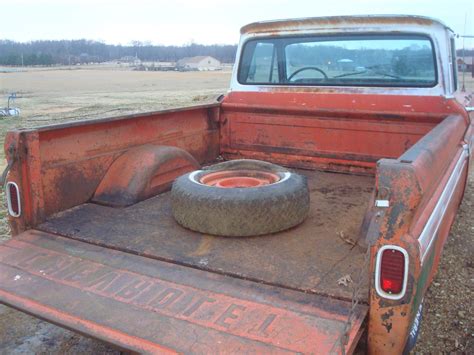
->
[176,56,221,71]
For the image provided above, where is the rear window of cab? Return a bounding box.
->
[238,34,437,88]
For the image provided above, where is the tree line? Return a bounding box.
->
[0,40,238,66]
[0,39,471,67]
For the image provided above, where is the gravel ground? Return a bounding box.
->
[413,172,474,353]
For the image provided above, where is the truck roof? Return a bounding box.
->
[240,15,453,35]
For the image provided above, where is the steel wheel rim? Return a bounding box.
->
[199,170,280,188]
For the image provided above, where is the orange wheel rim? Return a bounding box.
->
[199,170,280,188]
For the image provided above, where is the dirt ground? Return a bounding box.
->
[0,67,472,353]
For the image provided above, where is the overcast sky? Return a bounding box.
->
[1,0,473,46]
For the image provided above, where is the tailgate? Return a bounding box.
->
[0,230,367,354]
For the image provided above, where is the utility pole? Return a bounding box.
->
[458,34,474,84]
[21,53,24,67]
[461,13,467,92]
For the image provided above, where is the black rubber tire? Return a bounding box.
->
[171,160,310,237]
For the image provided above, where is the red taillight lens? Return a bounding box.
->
[6,182,21,217]
[380,249,405,294]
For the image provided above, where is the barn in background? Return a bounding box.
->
[457,57,473,71]
[177,56,221,71]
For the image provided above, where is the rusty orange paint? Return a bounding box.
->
[5,104,220,235]
[2,88,471,353]
[240,15,440,35]
[199,170,280,188]
[365,117,469,352]
[0,231,368,354]
[0,290,178,354]
[220,90,470,353]
[93,145,200,207]
[220,92,468,174]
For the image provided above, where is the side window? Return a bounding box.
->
[240,42,279,83]
[450,37,458,91]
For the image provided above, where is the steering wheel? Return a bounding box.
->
[288,66,328,81]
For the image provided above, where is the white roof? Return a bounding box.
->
[241,15,453,35]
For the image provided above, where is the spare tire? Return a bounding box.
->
[171,159,310,237]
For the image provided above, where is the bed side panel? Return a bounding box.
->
[4,105,220,235]
[366,114,468,353]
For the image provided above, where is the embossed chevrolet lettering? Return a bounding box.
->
[7,245,332,347]
[1,14,472,354]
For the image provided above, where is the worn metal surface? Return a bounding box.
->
[240,15,449,35]
[39,169,373,301]
[93,145,200,207]
[4,105,220,235]
[2,20,471,352]
[365,114,470,353]
[220,92,458,174]
[0,231,368,354]
[3,95,471,353]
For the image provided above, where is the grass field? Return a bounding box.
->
[0,67,472,353]
[0,66,231,165]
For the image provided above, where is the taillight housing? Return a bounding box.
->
[375,245,408,300]
[6,181,21,217]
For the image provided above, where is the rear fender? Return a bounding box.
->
[92,145,200,207]
[367,115,468,353]
[365,159,421,353]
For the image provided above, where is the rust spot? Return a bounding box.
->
[381,309,394,322]
[381,309,394,333]
[241,15,440,35]
[385,202,404,240]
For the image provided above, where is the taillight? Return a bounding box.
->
[381,249,405,293]
[6,182,21,217]
[376,246,408,300]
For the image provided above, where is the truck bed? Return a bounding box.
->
[0,168,372,353]
[38,168,373,301]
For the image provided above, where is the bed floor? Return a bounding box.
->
[39,169,374,300]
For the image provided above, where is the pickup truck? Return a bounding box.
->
[1,15,472,354]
